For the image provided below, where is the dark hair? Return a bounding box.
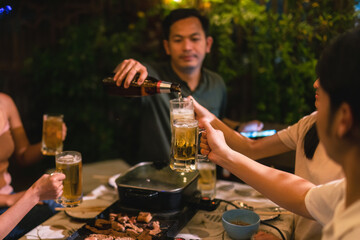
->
[303,123,319,160]
[317,27,360,126]
[162,8,210,40]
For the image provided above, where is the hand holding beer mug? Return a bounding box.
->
[170,119,198,172]
[55,151,83,207]
[41,114,64,156]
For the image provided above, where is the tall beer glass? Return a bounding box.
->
[41,114,63,156]
[170,119,198,172]
[197,155,216,199]
[170,98,195,125]
[55,151,83,207]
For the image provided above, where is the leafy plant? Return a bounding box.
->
[23,0,356,162]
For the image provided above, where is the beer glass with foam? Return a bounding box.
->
[55,151,83,207]
[170,98,195,125]
[41,114,63,156]
[197,155,216,199]
[170,119,198,172]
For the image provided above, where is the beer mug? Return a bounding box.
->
[197,155,217,199]
[41,114,63,156]
[170,98,195,125]
[170,119,198,172]
[55,151,83,207]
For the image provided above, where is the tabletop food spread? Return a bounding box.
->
[22,162,294,240]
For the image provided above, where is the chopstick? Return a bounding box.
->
[55,207,106,212]
[254,210,292,215]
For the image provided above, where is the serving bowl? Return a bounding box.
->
[222,209,260,240]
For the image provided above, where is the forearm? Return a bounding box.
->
[19,142,43,166]
[0,191,26,207]
[222,118,240,129]
[219,150,314,218]
[0,189,39,239]
[210,118,263,159]
[12,127,42,166]
[210,118,291,159]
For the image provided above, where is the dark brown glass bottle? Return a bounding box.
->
[102,75,181,97]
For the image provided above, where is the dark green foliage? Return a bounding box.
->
[22,1,356,162]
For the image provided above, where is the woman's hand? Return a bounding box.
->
[31,173,65,201]
[199,121,234,165]
[189,96,216,123]
[62,123,67,141]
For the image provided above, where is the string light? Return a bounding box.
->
[0,0,13,17]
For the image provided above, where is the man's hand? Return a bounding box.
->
[113,59,148,88]
[240,120,264,132]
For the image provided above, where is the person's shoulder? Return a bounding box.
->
[202,68,223,81]
[297,111,317,126]
[144,61,168,71]
[0,93,15,107]
[143,61,167,79]
[202,68,226,89]
[0,92,11,100]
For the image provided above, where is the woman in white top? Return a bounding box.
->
[200,27,360,239]
[193,81,343,240]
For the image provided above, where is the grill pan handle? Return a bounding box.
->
[124,189,159,199]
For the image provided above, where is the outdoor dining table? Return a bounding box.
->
[20,159,294,240]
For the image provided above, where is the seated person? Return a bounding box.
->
[0,173,65,239]
[112,8,262,166]
[200,27,360,239]
[0,92,66,239]
[191,79,343,239]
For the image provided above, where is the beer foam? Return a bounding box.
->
[57,154,81,164]
[198,162,216,170]
[172,109,193,114]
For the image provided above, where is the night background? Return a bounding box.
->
[1,0,359,190]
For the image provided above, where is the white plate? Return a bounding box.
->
[254,207,281,221]
[64,199,110,220]
[226,201,280,221]
[108,173,121,189]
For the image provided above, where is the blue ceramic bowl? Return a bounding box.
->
[222,209,260,240]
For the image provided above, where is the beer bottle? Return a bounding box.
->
[102,74,181,97]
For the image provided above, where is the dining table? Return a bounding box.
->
[20,159,294,240]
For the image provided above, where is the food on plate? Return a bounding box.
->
[137,212,152,223]
[84,212,161,240]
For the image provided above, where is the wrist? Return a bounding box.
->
[26,185,41,204]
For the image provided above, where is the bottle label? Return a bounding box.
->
[158,81,172,93]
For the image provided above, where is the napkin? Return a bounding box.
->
[83,184,116,201]
[25,226,64,239]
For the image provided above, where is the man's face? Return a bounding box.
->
[163,17,213,74]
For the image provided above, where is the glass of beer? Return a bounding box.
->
[55,151,83,207]
[197,155,216,199]
[41,114,63,156]
[170,98,195,124]
[170,119,198,172]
